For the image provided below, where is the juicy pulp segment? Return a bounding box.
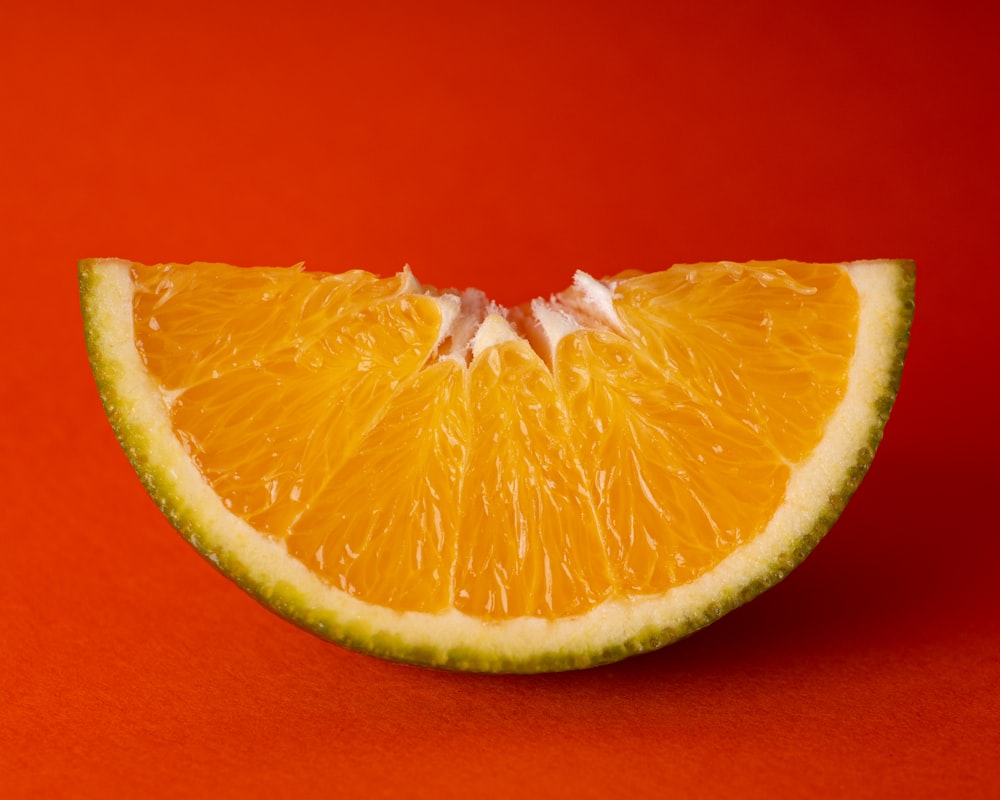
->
[129,259,859,620]
[458,340,613,618]
[286,359,469,613]
[133,264,445,540]
[556,262,857,593]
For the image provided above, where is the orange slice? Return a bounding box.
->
[80,258,913,671]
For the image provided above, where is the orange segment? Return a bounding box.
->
[556,329,790,591]
[132,263,445,538]
[458,341,613,618]
[286,359,469,613]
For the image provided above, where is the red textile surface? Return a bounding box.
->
[2,1,998,797]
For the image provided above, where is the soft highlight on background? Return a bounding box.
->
[2,1,998,797]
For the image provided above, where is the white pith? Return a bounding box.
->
[84,259,907,666]
[423,268,623,365]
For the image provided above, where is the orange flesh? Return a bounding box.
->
[131,261,857,620]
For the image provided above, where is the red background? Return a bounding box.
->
[2,1,998,797]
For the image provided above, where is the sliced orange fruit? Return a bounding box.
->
[79,258,914,671]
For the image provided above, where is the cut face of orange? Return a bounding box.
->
[80,258,914,671]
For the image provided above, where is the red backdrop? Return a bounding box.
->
[2,1,998,797]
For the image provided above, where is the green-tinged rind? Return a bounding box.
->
[80,258,914,673]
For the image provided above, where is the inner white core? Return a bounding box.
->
[426,270,623,365]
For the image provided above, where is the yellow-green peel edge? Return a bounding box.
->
[79,258,914,673]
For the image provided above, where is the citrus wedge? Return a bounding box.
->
[80,258,913,672]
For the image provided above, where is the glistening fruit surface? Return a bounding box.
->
[81,258,913,671]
